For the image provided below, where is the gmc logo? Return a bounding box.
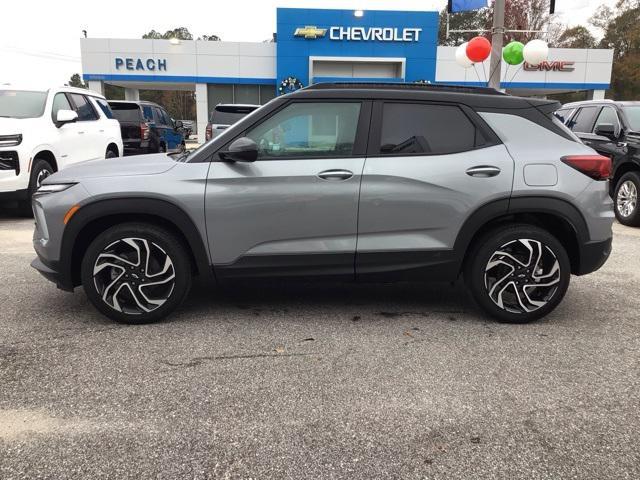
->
[523,61,575,72]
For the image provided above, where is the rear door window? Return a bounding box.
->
[568,106,599,133]
[378,103,478,155]
[70,93,99,121]
[554,108,575,125]
[93,98,114,119]
[142,106,153,122]
[153,107,167,126]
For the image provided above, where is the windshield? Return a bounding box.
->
[210,106,257,125]
[0,90,48,119]
[622,106,640,131]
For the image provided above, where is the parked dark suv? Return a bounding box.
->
[556,100,640,226]
[109,101,186,156]
[32,83,613,325]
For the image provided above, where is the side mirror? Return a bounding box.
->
[220,137,258,162]
[594,123,617,139]
[175,120,184,129]
[56,109,78,127]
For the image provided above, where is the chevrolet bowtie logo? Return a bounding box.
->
[294,26,327,39]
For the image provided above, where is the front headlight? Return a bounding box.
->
[0,134,22,147]
[33,183,76,196]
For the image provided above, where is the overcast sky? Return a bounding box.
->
[0,0,615,86]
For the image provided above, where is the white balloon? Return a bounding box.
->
[455,42,474,68]
[523,39,549,66]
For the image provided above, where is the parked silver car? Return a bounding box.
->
[31,83,613,324]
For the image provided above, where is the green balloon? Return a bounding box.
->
[503,41,525,65]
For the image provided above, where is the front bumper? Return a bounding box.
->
[576,237,612,275]
[31,256,74,291]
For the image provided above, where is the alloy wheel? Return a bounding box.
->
[617,180,637,218]
[484,238,561,314]
[36,169,51,188]
[93,237,175,315]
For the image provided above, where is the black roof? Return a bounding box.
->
[304,82,505,96]
[291,82,559,112]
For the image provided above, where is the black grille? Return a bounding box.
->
[0,151,19,175]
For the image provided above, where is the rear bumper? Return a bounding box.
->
[576,237,612,275]
[31,256,74,291]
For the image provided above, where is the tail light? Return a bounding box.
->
[561,155,611,181]
[205,123,212,141]
[140,122,149,140]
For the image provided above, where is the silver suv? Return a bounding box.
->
[31,83,614,324]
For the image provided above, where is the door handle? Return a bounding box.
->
[78,131,85,135]
[317,169,353,181]
[466,165,501,178]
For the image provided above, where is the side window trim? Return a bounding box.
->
[213,99,372,162]
[367,99,501,157]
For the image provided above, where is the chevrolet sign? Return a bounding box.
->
[294,26,327,39]
[294,25,422,42]
[330,27,422,42]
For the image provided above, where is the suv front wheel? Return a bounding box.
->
[80,223,192,324]
[465,225,571,323]
[614,172,640,227]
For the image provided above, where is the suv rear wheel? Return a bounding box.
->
[80,223,192,324]
[465,224,571,323]
[614,172,640,226]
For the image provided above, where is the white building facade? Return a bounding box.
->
[80,8,614,143]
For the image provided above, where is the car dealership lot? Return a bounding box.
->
[0,215,639,479]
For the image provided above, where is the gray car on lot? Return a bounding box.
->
[31,83,614,324]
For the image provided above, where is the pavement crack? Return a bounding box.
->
[160,352,315,368]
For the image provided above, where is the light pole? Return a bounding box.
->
[487,0,505,90]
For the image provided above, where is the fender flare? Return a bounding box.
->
[452,195,590,271]
[59,197,213,288]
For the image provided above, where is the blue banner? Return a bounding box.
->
[450,0,488,13]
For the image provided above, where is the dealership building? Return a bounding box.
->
[80,7,614,143]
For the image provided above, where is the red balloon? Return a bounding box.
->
[466,36,492,62]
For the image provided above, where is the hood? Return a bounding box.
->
[43,153,177,184]
[0,116,39,135]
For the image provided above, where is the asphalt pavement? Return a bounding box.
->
[0,212,639,479]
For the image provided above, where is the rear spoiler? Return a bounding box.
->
[527,99,561,115]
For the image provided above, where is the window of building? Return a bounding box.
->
[207,84,277,116]
[244,102,361,160]
[378,103,477,155]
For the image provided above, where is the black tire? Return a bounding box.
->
[464,224,571,323]
[18,158,54,216]
[614,171,640,227]
[105,148,118,159]
[80,223,192,324]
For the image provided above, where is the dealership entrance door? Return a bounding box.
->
[310,57,405,83]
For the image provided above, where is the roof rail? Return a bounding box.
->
[302,82,506,96]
